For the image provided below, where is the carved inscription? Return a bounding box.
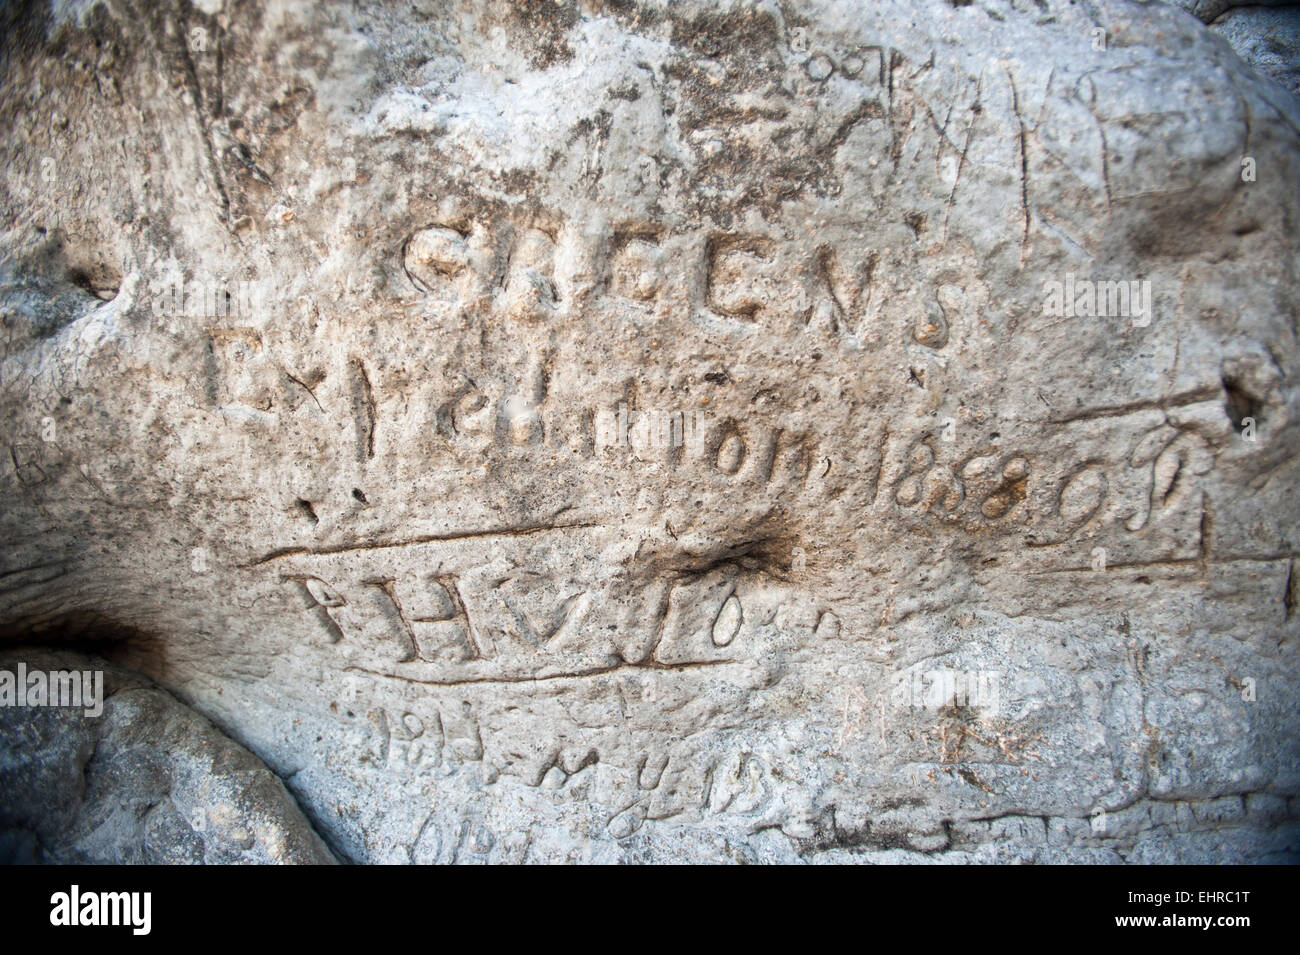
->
[276,533,763,685]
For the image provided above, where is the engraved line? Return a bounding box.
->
[345,658,739,688]
[1023,553,1300,574]
[248,519,600,566]
[351,356,377,461]
[1047,386,1221,424]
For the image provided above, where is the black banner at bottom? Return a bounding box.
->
[0,864,1278,942]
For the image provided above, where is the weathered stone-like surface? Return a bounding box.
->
[1,0,1298,862]
[1164,2,1300,97]
[1168,0,1296,23]
[0,649,337,864]
[1208,6,1300,97]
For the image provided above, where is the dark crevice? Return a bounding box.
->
[295,498,319,524]
[1285,560,1297,623]
[1223,375,1263,432]
[0,613,155,655]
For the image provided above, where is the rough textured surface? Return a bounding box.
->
[0,648,337,864]
[1164,2,1300,96]
[0,0,1298,863]
[1168,0,1297,22]
[1208,6,1300,97]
